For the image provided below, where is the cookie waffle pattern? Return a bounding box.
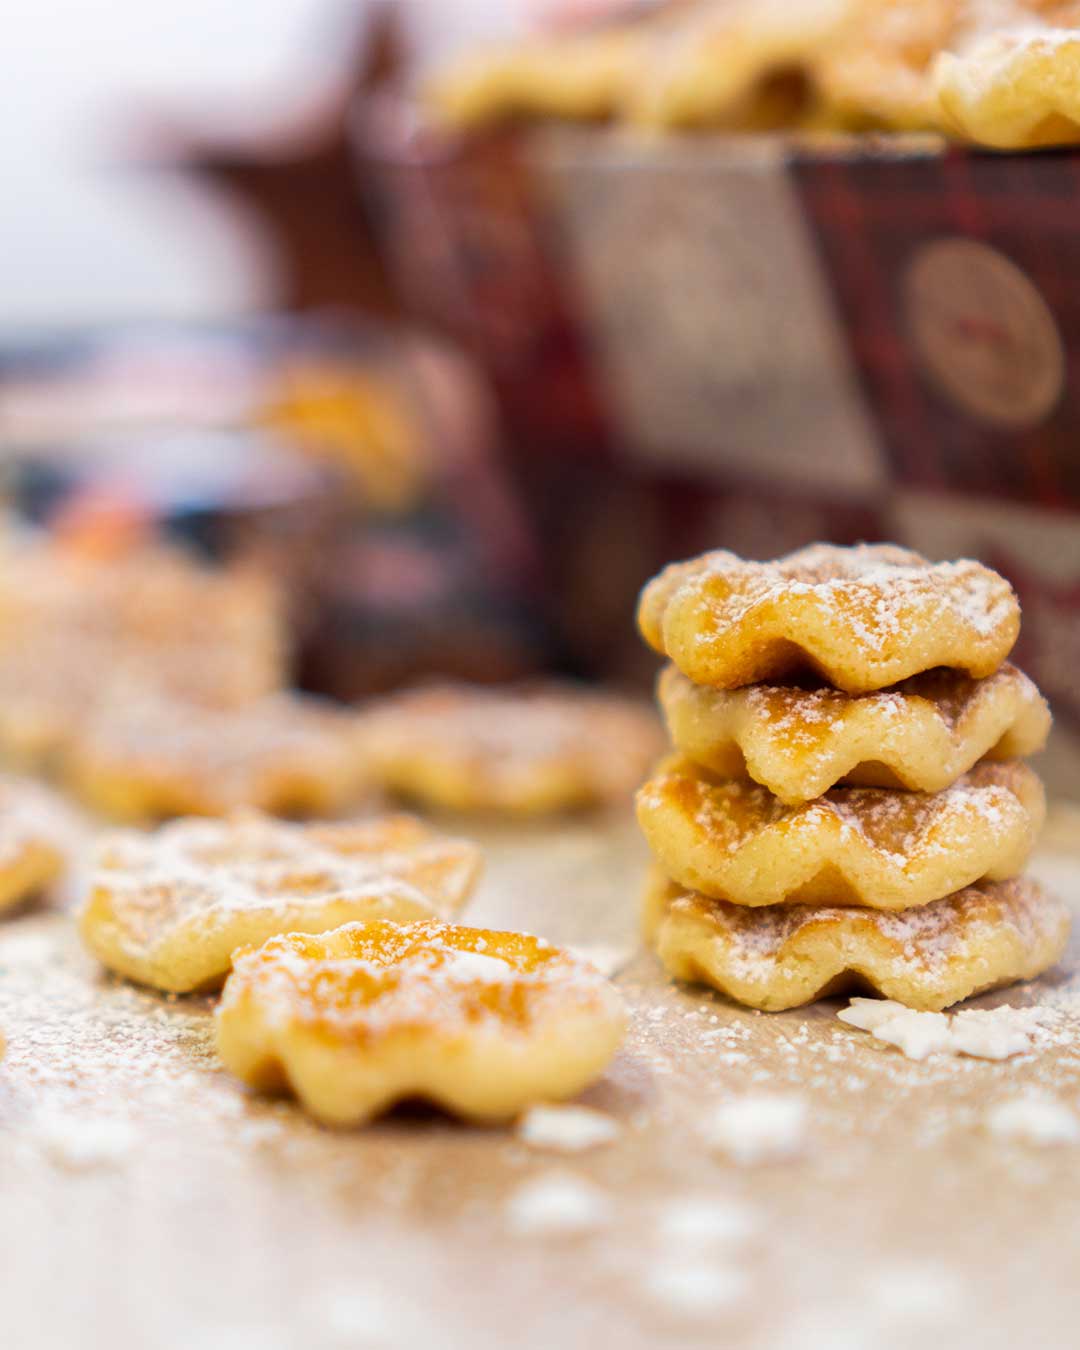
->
[216,919,627,1125]
[638,543,1019,693]
[643,867,1070,1012]
[78,814,481,993]
[636,754,1045,910]
[359,682,662,816]
[657,662,1051,804]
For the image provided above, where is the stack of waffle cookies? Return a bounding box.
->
[635,543,1069,1012]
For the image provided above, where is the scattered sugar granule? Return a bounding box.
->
[700,1093,808,1164]
[505,1172,613,1237]
[867,1263,966,1322]
[36,1114,137,1172]
[986,1095,1080,1147]
[516,1104,621,1153]
[645,1263,748,1316]
[657,1197,760,1247]
[838,998,1037,1061]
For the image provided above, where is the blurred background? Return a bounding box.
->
[2,0,1078,796]
[3,0,508,325]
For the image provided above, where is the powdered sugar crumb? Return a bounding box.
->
[986,1095,1080,1146]
[657,1197,760,1247]
[867,1263,966,1321]
[35,1113,137,1171]
[505,1173,613,1236]
[517,1104,621,1153]
[700,1093,808,1164]
[838,998,1050,1061]
[645,1263,748,1317]
[308,1285,405,1346]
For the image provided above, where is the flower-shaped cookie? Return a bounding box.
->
[935,26,1080,149]
[359,682,661,816]
[643,867,1069,1012]
[79,814,481,993]
[658,662,1050,804]
[638,544,1019,693]
[0,776,75,914]
[64,689,366,821]
[215,918,627,1125]
[636,755,1044,910]
[626,0,852,128]
[428,24,648,128]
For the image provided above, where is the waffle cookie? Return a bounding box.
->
[0,535,286,710]
[626,0,851,129]
[429,24,649,128]
[64,689,366,821]
[0,646,95,770]
[360,682,662,816]
[216,919,627,1126]
[657,662,1051,804]
[637,755,1045,910]
[935,24,1080,149]
[814,0,960,131]
[0,777,75,915]
[638,543,1019,694]
[643,867,1069,1012]
[79,814,481,993]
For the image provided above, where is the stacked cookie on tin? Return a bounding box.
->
[635,544,1068,1011]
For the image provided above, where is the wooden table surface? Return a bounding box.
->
[2,808,1080,1350]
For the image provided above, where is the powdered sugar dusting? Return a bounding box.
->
[70,685,362,815]
[695,543,1016,638]
[645,755,1041,902]
[221,918,623,1045]
[359,681,661,811]
[675,877,1063,983]
[86,813,481,951]
[645,542,1019,689]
